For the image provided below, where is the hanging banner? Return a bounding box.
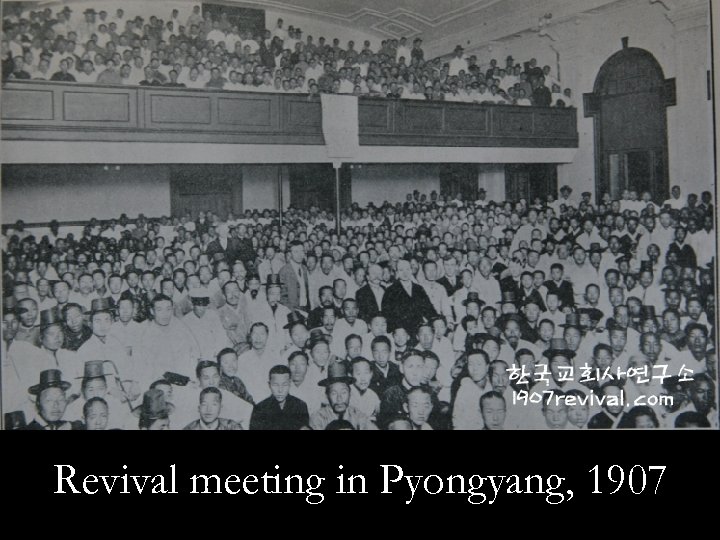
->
[321,94,360,160]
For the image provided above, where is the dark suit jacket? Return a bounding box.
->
[437,276,462,297]
[544,279,575,309]
[533,85,552,107]
[206,237,241,263]
[517,288,547,312]
[356,283,385,322]
[382,280,437,333]
[279,262,310,311]
[235,237,256,266]
[195,219,210,236]
[667,242,696,268]
[249,395,309,430]
[370,361,403,397]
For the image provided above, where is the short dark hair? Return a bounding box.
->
[196,360,219,379]
[83,396,108,418]
[151,293,173,307]
[350,357,372,370]
[371,335,391,350]
[199,386,222,402]
[345,333,362,348]
[216,347,237,361]
[269,364,291,378]
[326,419,354,430]
[399,350,424,364]
[288,350,309,365]
[480,390,506,412]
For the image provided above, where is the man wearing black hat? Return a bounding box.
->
[9,305,83,396]
[280,311,310,363]
[77,299,131,384]
[22,370,83,430]
[64,360,133,430]
[134,388,173,430]
[309,362,377,430]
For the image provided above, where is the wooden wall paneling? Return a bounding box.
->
[1,87,54,121]
[1,82,579,148]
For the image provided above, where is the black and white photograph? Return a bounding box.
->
[0,0,717,431]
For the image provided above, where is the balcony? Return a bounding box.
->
[1,81,578,149]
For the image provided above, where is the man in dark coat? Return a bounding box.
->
[356,263,385,322]
[368,335,402,396]
[22,369,84,430]
[250,365,309,430]
[544,263,575,310]
[382,259,437,333]
[205,223,241,264]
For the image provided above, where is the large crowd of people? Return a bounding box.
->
[1,183,716,430]
[1,4,573,106]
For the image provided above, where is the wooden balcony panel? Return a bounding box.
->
[1,81,578,148]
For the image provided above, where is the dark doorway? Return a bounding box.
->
[440,164,479,201]
[505,164,558,203]
[289,164,351,211]
[170,165,242,219]
[584,41,675,202]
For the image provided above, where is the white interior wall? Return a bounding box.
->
[241,164,278,211]
[477,164,506,203]
[1,165,171,223]
[350,164,441,206]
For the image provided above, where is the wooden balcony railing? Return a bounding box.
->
[1,81,578,148]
